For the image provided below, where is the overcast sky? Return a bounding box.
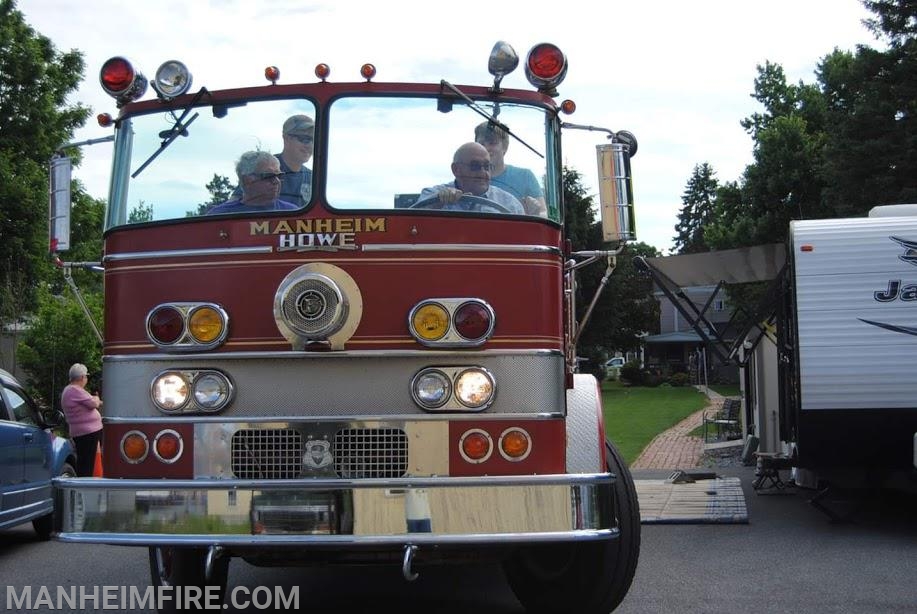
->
[19,0,877,253]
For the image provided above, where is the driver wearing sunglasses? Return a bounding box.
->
[207,150,300,215]
[416,142,524,213]
[226,114,315,208]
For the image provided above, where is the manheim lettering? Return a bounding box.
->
[250,217,387,235]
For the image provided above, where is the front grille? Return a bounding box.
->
[333,428,408,479]
[232,429,303,479]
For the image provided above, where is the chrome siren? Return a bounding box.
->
[273,263,363,350]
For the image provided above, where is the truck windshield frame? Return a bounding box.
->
[103,93,561,231]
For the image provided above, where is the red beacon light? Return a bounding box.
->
[360,63,376,81]
[315,63,330,81]
[524,43,568,96]
[99,57,148,107]
[264,66,280,85]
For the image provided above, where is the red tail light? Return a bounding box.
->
[454,301,492,341]
[147,305,184,344]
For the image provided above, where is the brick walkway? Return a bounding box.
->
[630,387,724,470]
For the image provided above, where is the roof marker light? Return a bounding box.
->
[264,66,280,84]
[315,63,331,81]
[360,63,376,81]
[97,113,114,127]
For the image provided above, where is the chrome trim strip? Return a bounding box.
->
[105,348,563,362]
[362,244,561,255]
[105,246,273,262]
[56,473,609,489]
[57,529,618,547]
[102,412,565,424]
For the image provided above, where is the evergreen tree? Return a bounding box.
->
[673,163,719,254]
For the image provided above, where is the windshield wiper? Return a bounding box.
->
[131,87,209,178]
[439,80,544,159]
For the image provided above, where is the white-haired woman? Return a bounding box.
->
[61,363,103,477]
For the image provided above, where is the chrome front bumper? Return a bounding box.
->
[54,473,617,547]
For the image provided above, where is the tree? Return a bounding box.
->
[128,201,154,224]
[18,286,102,409]
[704,61,829,250]
[188,174,234,216]
[0,0,89,325]
[672,163,719,254]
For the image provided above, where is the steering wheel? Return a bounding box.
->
[409,193,512,214]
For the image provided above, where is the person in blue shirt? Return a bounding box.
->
[474,121,546,216]
[207,151,299,215]
[417,142,524,214]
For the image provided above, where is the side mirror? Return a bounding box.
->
[596,136,637,245]
[49,154,72,253]
[41,409,64,429]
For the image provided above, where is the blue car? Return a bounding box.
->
[0,368,76,539]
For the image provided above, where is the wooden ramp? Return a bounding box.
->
[635,477,748,524]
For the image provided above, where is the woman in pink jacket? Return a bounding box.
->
[61,363,103,477]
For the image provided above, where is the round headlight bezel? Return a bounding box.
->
[191,372,233,412]
[151,371,191,412]
[411,369,452,409]
[454,367,496,410]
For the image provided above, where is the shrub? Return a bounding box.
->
[619,361,645,386]
[669,372,691,387]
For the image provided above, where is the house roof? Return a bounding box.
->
[643,331,705,344]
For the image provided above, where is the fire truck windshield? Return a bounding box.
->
[104,95,560,229]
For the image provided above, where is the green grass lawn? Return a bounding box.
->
[708,384,740,397]
[601,380,710,465]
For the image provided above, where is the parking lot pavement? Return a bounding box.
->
[619,465,917,613]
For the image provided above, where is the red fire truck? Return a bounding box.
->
[52,41,640,613]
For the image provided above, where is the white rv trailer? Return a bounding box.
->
[781,206,917,490]
[638,206,917,494]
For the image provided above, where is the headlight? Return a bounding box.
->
[151,371,190,411]
[410,366,496,412]
[455,368,496,409]
[411,369,451,409]
[151,370,233,414]
[192,372,232,411]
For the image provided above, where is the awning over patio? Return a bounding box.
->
[643,331,704,344]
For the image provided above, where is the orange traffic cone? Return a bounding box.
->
[92,443,104,477]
